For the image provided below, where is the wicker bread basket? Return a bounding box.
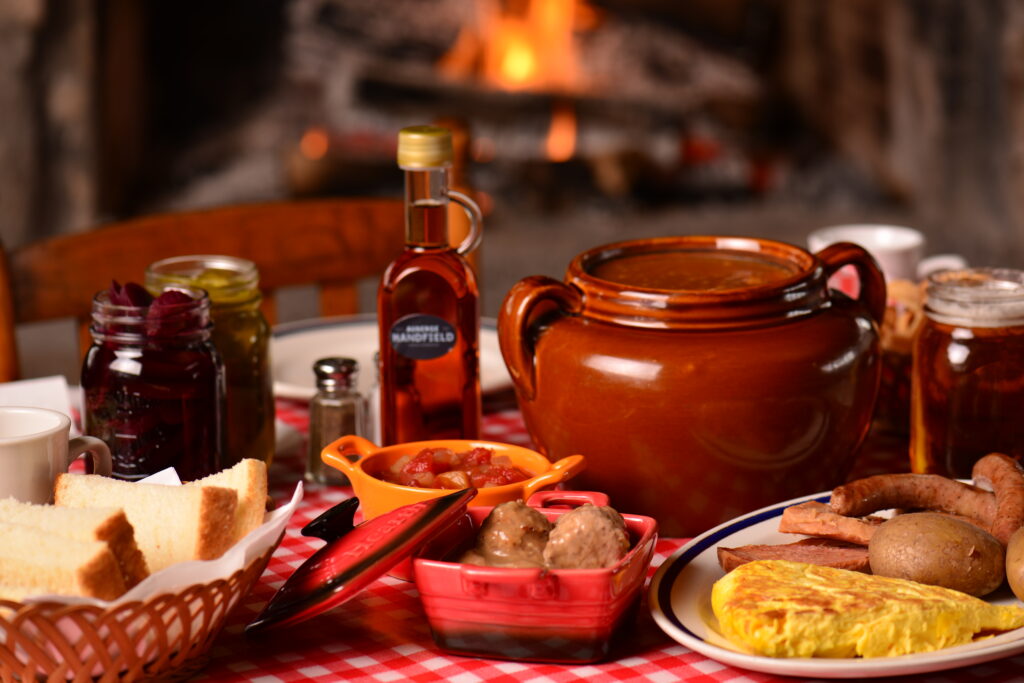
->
[0,537,279,683]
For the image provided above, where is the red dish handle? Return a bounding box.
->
[526,490,610,509]
[460,566,546,584]
[815,242,887,326]
[498,276,582,402]
[458,567,560,599]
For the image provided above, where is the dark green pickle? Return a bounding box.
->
[146,256,275,465]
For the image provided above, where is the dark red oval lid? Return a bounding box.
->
[246,487,477,634]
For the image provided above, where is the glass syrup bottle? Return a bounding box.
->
[378,125,483,444]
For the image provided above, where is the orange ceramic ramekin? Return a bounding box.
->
[321,435,586,520]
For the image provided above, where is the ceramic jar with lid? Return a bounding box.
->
[498,236,886,537]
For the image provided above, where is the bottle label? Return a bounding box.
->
[389,314,457,359]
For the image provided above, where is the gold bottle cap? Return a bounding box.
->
[397,125,453,169]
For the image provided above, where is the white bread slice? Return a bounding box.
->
[0,497,149,588]
[54,474,237,573]
[0,582,34,602]
[0,521,126,600]
[187,459,268,544]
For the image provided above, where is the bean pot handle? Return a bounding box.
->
[815,242,887,326]
[498,276,582,402]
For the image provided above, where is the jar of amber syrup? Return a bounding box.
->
[146,256,274,466]
[911,268,1024,478]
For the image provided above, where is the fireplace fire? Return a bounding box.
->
[6,0,1020,278]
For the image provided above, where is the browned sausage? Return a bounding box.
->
[829,474,996,521]
[973,453,1024,545]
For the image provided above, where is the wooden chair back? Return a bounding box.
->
[0,198,404,381]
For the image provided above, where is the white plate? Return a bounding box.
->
[648,490,1024,679]
[271,314,512,400]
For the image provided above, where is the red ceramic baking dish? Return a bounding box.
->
[412,490,659,663]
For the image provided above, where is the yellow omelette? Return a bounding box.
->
[711,560,1024,658]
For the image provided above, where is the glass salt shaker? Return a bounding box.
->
[306,357,369,485]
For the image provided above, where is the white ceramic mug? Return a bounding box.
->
[0,406,111,503]
[808,224,966,296]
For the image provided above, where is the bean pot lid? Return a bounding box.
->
[574,236,814,293]
[567,236,828,329]
[246,488,477,634]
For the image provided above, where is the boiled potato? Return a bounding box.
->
[868,512,1005,597]
[1008,526,1024,601]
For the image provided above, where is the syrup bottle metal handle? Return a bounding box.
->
[448,189,482,256]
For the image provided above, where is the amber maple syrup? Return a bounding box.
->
[378,126,482,444]
[910,268,1024,477]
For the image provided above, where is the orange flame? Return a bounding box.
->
[545,101,576,162]
[299,127,330,160]
[439,0,591,92]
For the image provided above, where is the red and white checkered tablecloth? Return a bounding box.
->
[191,401,1024,683]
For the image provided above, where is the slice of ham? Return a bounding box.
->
[777,501,883,545]
[717,537,870,573]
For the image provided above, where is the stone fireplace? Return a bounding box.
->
[3,0,1024,283]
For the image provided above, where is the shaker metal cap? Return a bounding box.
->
[397,125,453,170]
[313,357,359,390]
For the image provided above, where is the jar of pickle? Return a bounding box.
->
[910,268,1024,478]
[82,284,224,481]
[146,256,275,465]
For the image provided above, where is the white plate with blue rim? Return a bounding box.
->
[648,490,1024,679]
[271,314,512,400]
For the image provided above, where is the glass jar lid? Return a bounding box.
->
[925,268,1024,327]
[146,255,260,304]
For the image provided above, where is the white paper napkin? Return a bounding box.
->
[0,375,76,434]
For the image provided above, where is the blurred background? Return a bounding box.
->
[3,0,1024,325]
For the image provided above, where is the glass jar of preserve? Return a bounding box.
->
[146,256,275,466]
[910,268,1024,478]
[82,285,224,481]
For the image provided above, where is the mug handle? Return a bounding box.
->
[68,436,111,476]
[816,242,887,326]
[497,276,583,402]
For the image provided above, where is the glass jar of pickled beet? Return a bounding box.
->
[146,256,274,466]
[81,282,225,481]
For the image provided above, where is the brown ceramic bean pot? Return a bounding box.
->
[498,236,885,537]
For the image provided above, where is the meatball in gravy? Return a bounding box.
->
[460,501,553,568]
[461,502,631,570]
[544,504,630,569]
